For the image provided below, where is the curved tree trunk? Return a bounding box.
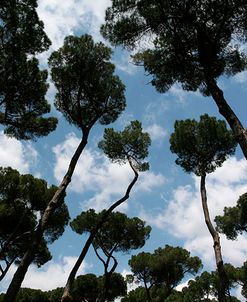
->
[200,174,228,302]
[3,131,89,302]
[205,76,247,160]
[95,249,118,302]
[61,159,138,302]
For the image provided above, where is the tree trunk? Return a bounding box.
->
[143,277,152,302]
[200,174,228,302]
[61,159,138,302]
[205,75,247,160]
[3,131,89,302]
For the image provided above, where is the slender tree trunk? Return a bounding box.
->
[204,74,247,160]
[61,159,138,302]
[96,251,118,302]
[200,174,228,302]
[143,277,152,302]
[3,131,89,302]
[0,257,16,281]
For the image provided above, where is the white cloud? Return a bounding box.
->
[52,133,166,212]
[0,256,88,293]
[144,123,167,141]
[0,131,38,173]
[233,70,247,84]
[37,0,110,53]
[114,53,138,75]
[140,157,247,269]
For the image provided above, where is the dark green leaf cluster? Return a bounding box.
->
[98,120,151,171]
[102,0,247,93]
[169,263,243,302]
[0,167,69,270]
[170,114,237,176]
[72,273,127,302]
[0,0,57,139]
[128,245,202,298]
[71,209,151,254]
[215,192,247,240]
[48,34,126,131]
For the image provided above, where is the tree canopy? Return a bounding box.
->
[0,167,70,281]
[128,245,202,300]
[101,0,247,159]
[71,210,151,254]
[98,120,151,171]
[48,34,126,132]
[170,114,237,176]
[215,192,247,240]
[0,0,57,139]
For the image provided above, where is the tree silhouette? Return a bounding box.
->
[61,120,151,302]
[128,245,202,301]
[0,0,57,139]
[170,114,237,301]
[0,167,69,281]
[101,0,247,159]
[215,192,247,240]
[71,210,151,301]
[4,34,126,302]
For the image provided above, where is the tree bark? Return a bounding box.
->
[200,174,228,302]
[3,131,89,302]
[205,76,247,160]
[61,159,138,302]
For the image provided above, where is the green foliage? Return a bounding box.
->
[101,0,247,93]
[0,0,57,140]
[170,114,237,176]
[45,288,63,302]
[121,286,147,302]
[0,0,51,54]
[16,288,49,302]
[128,245,202,299]
[0,167,70,274]
[72,273,126,302]
[98,120,151,171]
[48,34,126,130]
[215,192,247,240]
[71,209,151,254]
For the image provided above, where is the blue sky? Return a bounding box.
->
[1,0,247,300]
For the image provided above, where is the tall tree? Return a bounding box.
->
[128,245,202,301]
[0,167,69,281]
[101,0,247,159]
[215,192,247,240]
[61,120,151,302]
[4,34,126,302]
[71,210,151,302]
[170,114,237,302]
[0,0,57,139]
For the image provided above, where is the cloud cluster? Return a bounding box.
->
[37,0,110,51]
[144,123,168,142]
[0,131,38,173]
[52,132,166,212]
[140,157,247,268]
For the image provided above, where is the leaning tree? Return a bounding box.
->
[61,120,151,302]
[4,34,126,302]
[101,0,247,159]
[0,0,57,139]
[170,114,237,302]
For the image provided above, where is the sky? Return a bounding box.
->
[1,0,247,300]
